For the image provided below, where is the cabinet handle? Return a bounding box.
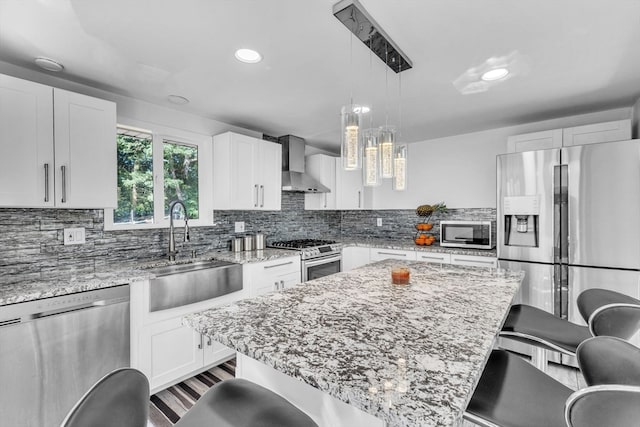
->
[378,251,406,256]
[280,280,285,290]
[260,185,264,207]
[206,336,212,346]
[324,193,327,208]
[420,255,446,261]
[44,163,49,202]
[452,257,495,265]
[357,190,361,208]
[197,334,203,350]
[60,165,67,203]
[254,185,259,207]
[274,281,279,291]
[264,261,294,269]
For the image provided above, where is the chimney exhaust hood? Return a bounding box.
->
[278,135,330,193]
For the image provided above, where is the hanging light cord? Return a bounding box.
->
[398,70,402,138]
[384,45,389,127]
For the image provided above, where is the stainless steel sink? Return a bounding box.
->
[146,260,243,312]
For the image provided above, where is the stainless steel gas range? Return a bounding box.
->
[269,239,342,282]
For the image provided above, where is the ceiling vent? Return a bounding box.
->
[333,0,412,73]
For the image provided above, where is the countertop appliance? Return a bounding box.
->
[269,239,342,282]
[0,285,130,427]
[497,139,640,364]
[440,220,494,249]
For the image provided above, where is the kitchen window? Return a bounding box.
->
[105,123,212,230]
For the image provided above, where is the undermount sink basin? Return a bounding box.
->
[146,259,243,312]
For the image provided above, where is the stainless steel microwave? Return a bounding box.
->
[440,220,494,249]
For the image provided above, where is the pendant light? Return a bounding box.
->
[379,46,395,179]
[341,104,363,170]
[393,62,407,191]
[363,128,381,186]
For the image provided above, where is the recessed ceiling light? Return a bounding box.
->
[167,95,189,105]
[235,48,262,64]
[481,68,509,81]
[34,57,64,72]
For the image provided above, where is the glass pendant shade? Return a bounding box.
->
[393,144,408,191]
[379,126,395,178]
[341,105,362,170]
[362,129,381,187]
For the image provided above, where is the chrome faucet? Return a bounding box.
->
[168,200,190,261]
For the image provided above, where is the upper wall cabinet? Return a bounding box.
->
[507,119,631,153]
[0,74,117,208]
[213,132,281,210]
[305,154,368,210]
[304,154,336,210]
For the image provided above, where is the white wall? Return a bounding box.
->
[370,107,632,209]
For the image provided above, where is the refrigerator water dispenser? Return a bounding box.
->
[503,196,540,247]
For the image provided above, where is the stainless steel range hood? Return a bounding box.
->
[278,135,330,193]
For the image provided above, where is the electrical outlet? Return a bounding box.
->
[377,218,382,227]
[63,227,86,245]
[235,221,245,232]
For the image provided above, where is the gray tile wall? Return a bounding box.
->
[0,193,494,284]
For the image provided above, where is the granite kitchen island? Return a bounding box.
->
[183,259,523,427]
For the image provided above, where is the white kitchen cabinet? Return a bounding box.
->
[335,157,368,209]
[213,132,282,210]
[131,279,242,393]
[0,74,117,208]
[450,254,497,268]
[415,251,452,264]
[342,246,371,271]
[244,255,301,297]
[139,317,204,391]
[369,248,417,262]
[507,119,631,153]
[305,154,336,210]
[562,120,631,146]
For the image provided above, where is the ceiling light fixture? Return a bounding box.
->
[333,0,412,73]
[234,48,262,64]
[34,57,64,72]
[481,68,509,81]
[167,95,189,105]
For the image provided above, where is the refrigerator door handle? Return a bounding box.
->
[553,164,569,265]
[553,264,569,319]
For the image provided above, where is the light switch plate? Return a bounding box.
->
[63,227,86,245]
[376,218,382,227]
[235,221,245,232]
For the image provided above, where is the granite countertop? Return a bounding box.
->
[183,259,523,427]
[342,239,497,257]
[0,248,298,307]
[0,266,152,306]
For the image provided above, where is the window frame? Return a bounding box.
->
[105,120,213,231]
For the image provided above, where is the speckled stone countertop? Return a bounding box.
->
[342,239,497,257]
[184,259,522,427]
[0,266,151,306]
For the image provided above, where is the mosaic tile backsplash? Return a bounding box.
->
[0,192,495,283]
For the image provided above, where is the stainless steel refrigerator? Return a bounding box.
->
[497,139,640,363]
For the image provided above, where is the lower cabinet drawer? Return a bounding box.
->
[370,249,417,262]
[416,252,451,264]
[450,255,497,268]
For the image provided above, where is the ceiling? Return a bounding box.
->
[1,0,640,152]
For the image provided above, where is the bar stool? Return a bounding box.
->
[499,288,640,371]
[61,371,318,427]
[464,335,640,427]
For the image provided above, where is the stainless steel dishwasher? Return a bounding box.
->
[0,284,130,427]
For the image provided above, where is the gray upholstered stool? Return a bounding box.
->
[499,288,640,371]
[174,378,318,427]
[465,336,640,427]
[60,368,149,427]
